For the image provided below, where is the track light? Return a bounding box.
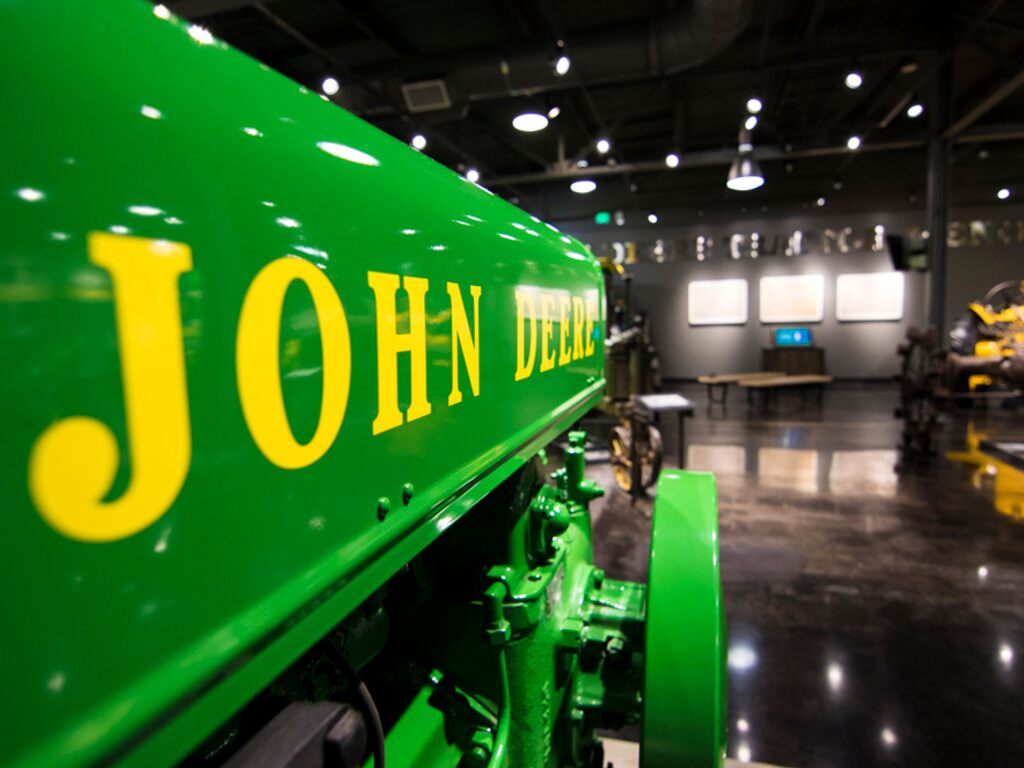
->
[647,213,658,224]
[411,134,427,150]
[847,135,861,150]
[907,103,924,118]
[665,152,680,169]
[998,187,1011,200]
[746,97,762,114]
[555,55,571,76]
[321,76,339,96]
[744,115,758,130]
[816,196,826,207]
[466,168,480,183]
[845,71,863,89]
[547,105,560,119]
[596,138,611,154]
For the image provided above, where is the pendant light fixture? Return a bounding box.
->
[726,128,764,191]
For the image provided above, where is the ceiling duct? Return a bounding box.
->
[353,0,752,108]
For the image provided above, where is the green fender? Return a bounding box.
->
[641,470,726,768]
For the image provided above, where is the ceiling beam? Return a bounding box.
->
[485,126,1024,187]
[944,65,1024,138]
[332,0,417,59]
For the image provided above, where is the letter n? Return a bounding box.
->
[448,282,482,406]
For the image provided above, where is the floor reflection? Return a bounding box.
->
[758,447,819,493]
[829,450,898,497]
[586,383,1024,767]
[687,444,746,476]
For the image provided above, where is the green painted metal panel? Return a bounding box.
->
[642,471,726,768]
[0,2,605,766]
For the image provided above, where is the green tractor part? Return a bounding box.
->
[0,1,726,765]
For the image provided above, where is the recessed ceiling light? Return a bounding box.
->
[411,134,427,150]
[746,97,762,114]
[570,179,596,194]
[555,55,571,76]
[322,76,339,96]
[906,103,924,118]
[845,71,863,89]
[596,138,611,154]
[512,112,549,132]
[665,152,680,169]
[847,135,862,150]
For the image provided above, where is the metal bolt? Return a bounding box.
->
[606,636,626,657]
[402,482,415,505]
[377,497,390,522]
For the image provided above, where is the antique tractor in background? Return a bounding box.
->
[897,280,1024,456]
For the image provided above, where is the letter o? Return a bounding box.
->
[237,257,351,469]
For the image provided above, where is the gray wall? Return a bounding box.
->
[582,206,1023,380]
[627,251,929,380]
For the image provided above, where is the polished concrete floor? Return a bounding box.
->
[581,382,1024,768]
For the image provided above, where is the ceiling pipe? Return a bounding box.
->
[348,0,752,109]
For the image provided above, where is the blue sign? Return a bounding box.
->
[775,327,813,347]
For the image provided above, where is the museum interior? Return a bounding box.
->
[2,1,1023,768]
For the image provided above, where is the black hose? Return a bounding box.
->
[334,652,386,768]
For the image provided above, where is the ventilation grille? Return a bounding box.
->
[401,79,452,113]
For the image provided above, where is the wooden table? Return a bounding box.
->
[697,372,782,404]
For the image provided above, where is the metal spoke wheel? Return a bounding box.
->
[609,422,663,494]
[897,328,942,455]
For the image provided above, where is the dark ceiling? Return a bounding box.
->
[162,0,1024,226]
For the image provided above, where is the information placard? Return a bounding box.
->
[836,272,904,321]
[687,279,749,325]
[759,274,825,323]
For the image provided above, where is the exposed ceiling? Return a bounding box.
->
[162,0,1024,226]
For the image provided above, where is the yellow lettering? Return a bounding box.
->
[572,297,584,360]
[585,293,597,357]
[237,257,351,469]
[558,294,571,366]
[29,233,192,542]
[447,282,482,406]
[367,271,431,434]
[515,289,537,381]
[540,292,556,372]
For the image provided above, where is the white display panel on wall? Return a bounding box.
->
[836,272,905,321]
[687,279,748,325]
[759,274,825,323]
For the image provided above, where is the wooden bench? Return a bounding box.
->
[739,374,833,408]
[697,371,782,404]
